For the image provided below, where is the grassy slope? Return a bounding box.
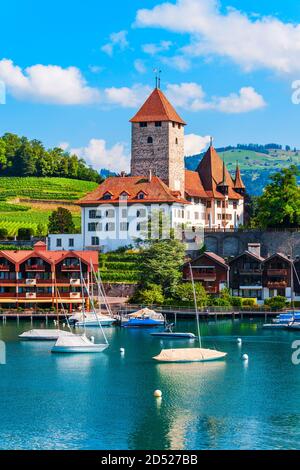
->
[0,177,98,236]
[185,148,300,195]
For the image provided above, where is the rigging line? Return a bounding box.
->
[82,265,108,345]
[189,263,202,348]
[56,288,72,332]
[79,259,87,336]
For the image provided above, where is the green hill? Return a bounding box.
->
[185,147,300,195]
[0,177,98,236]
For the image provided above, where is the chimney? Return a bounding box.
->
[248,243,261,258]
[120,171,126,178]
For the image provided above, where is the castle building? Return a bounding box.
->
[48,86,245,253]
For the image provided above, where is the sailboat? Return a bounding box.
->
[52,261,109,354]
[19,278,74,342]
[153,264,227,363]
[69,264,116,327]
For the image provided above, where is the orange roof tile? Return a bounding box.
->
[130,88,186,125]
[0,249,98,269]
[78,175,189,205]
[185,170,208,198]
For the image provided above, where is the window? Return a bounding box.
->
[105,209,115,218]
[233,201,238,209]
[178,124,182,130]
[217,201,221,208]
[155,121,162,127]
[139,122,147,128]
[120,222,129,232]
[195,212,199,220]
[120,192,129,200]
[175,138,178,145]
[147,136,153,144]
[105,223,115,232]
[137,222,147,232]
[172,122,176,128]
[69,239,74,248]
[207,201,212,209]
[137,209,146,218]
[91,237,99,246]
[56,239,62,248]
[103,192,112,200]
[121,208,128,218]
[89,210,101,219]
[88,223,99,232]
[137,192,146,200]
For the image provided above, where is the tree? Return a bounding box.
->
[48,207,75,234]
[264,296,288,310]
[254,165,300,228]
[0,138,7,169]
[138,239,186,297]
[133,284,165,305]
[172,282,208,307]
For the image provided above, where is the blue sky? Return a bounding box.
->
[1,0,300,172]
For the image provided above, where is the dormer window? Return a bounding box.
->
[103,192,113,200]
[137,192,146,200]
[155,121,162,127]
[147,136,153,144]
[120,192,129,200]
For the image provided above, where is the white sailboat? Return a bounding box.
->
[153,264,227,363]
[52,261,109,354]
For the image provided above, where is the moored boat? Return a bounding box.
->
[52,334,108,353]
[263,312,300,329]
[19,329,74,341]
[69,312,116,327]
[121,308,165,328]
[150,323,196,339]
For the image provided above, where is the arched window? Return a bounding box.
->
[147,136,153,144]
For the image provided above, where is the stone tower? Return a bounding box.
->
[130,87,186,196]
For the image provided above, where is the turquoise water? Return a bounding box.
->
[0,319,300,450]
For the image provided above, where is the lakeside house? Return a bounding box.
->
[48,85,245,254]
[0,242,98,311]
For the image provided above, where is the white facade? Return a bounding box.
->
[205,197,244,229]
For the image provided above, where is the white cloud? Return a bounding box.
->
[185,134,211,156]
[0,59,100,104]
[70,139,130,173]
[165,82,266,113]
[136,0,300,74]
[213,87,266,114]
[102,31,129,56]
[104,84,151,108]
[58,142,70,151]
[134,59,147,74]
[142,40,172,55]
[161,55,191,71]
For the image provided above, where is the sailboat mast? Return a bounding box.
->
[79,259,87,336]
[189,263,202,348]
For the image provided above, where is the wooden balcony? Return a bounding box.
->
[25,264,46,272]
[267,269,288,276]
[61,265,80,272]
[193,273,217,281]
[239,269,262,275]
[0,292,17,298]
[267,281,288,289]
[0,264,11,272]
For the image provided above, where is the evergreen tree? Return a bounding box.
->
[48,207,75,234]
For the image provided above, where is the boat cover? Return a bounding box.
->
[153,348,227,363]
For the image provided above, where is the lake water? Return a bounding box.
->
[0,318,299,450]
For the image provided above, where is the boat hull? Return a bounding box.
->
[153,348,227,363]
[19,330,74,341]
[52,344,109,354]
[75,319,115,327]
[151,332,196,339]
[122,319,164,328]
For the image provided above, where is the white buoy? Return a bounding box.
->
[242,354,249,361]
[237,338,242,345]
[90,336,95,344]
[120,348,125,354]
[154,390,162,398]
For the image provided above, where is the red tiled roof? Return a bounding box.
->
[187,251,228,268]
[197,146,243,200]
[0,249,98,269]
[130,88,186,125]
[78,175,189,205]
[185,170,207,198]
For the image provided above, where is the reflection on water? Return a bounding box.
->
[0,319,300,450]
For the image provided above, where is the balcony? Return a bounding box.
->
[70,279,81,286]
[193,273,217,281]
[25,264,46,272]
[267,269,288,276]
[0,292,16,298]
[239,269,262,275]
[26,293,37,299]
[61,264,80,272]
[70,292,81,299]
[0,264,10,272]
[240,285,263,290]
[267,281,288,289]
[25,279,37,286]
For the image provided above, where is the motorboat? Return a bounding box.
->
[52,334,109,354]
[69,312,116,327]
[263,312,300,329]
[151,323,196,340]
[285,322,300,331]
[121,308,165,328]
[19,329,74,341]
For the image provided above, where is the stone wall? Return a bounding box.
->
[204,230,300,259]
[103,283,137,298]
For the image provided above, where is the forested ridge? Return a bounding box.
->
[0,132,102,183]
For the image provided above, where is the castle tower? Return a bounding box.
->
[234,163,246,195]
[130,87,186,195]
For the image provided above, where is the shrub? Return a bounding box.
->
[0,228,8,240]
[17,227,34,240]
[264,296,288,310]
[132,284,164,305]
[242,298,257,307]
[172,282,208,307]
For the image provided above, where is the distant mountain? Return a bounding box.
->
[185,144,300,195]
